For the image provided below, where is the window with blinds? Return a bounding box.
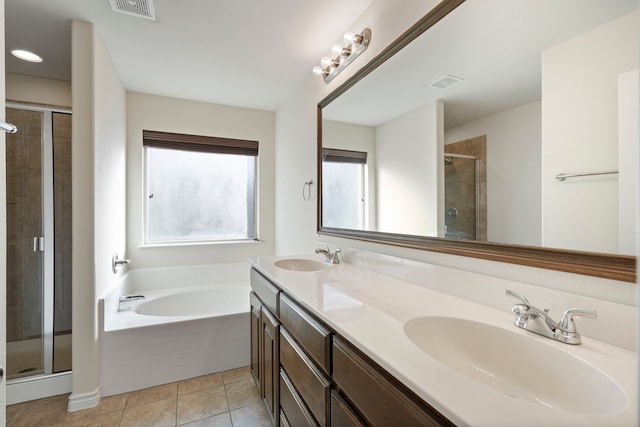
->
[322,148,367,230]
[143,130,258,243]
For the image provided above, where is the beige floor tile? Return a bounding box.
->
[221,367,251,385]
[225,376,261,411]
[178,373,223,395]
[229,404,271,427]
[7,394,69,427]
[178,412,232,427]
[126,383,177,408]
[120,397,177,427]
[6,403,21,424]
[177,386,229,425]
[64,410,123,427]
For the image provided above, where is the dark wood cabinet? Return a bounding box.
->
[280,368,318,427]
[280,329,330,426]
[250,291,261,386]
[330,390,366,427]
[250,267,453,427]
[280,294,331,375]
[261,306,280,424]
[333,337,454,427]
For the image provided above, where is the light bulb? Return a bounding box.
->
[312,66,324,76]
[331,44,344,56]
[343,31,356,44]
[320,56,332,68]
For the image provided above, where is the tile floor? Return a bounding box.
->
[6,366,271,427]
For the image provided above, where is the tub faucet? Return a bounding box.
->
[118,295,145,311]
[315,246,341,264]
[505,289,596,345]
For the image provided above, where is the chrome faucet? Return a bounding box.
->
[315,246,341,264]
[505,289,596,345]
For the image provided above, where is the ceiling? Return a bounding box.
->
[5,0,374,111]
[323,0,638,129]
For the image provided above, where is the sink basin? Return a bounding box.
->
[274,258,328,272]
[404,316,626,414]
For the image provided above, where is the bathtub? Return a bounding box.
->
[99,263,251,396]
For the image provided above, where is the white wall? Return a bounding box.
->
[69,19,127,410]
[618,70,638,255]
[6,73,72,108]
[323,120,377,228]
[445,101,542,246]
[376,102,442,236]
[126,92,276,269]
[542,11,638,253]
[275,0,636,307]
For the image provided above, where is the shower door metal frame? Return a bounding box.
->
[6,102,70,380]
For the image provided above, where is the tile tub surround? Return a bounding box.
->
[249,254,638,427]
[99,263,251,396]
[6,366,271,426]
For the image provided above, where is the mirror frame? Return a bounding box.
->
[317,0,636,283]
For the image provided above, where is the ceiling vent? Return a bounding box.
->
[108,0,156,21]
[427,74,464,90]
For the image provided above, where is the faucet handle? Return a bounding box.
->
[505,289,529,305]
[557,308,597,333]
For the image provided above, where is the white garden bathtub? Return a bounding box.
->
[99,263,251,396]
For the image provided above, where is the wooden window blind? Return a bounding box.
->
[143,130,258,156]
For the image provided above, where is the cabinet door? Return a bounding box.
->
[250,291,261,387]
[261,306,280,425]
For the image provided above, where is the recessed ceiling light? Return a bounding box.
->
[11,49,43,63]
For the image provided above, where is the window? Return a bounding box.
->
[143,130,258,244]
[322,148,367,229]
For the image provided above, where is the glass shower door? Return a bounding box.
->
[6,108,45,379]
[5,106,72,381]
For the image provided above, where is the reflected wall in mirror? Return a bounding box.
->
[318,0,637,282]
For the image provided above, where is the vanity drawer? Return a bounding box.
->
[250,268,280,315]
[279,368,318,427]
[279,294,331,373]
[332,337,453,427]
[280,329,330,426]
[330,390,366,427]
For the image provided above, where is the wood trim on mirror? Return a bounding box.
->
[316,0,636,283]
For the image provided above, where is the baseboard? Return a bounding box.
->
[7,372,73,405]
[67,386,101,412]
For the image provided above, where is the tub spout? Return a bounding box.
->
[118,295,145,311]
[119,295,145,302]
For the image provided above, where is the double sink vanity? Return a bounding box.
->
[249,253,637,426]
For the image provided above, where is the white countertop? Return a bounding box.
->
[249,255,638,427]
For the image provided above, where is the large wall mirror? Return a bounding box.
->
[318,0,637,282]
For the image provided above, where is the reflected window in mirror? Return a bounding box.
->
[322,148,367,230]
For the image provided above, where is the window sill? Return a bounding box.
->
[139,239,264,249]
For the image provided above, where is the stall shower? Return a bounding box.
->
[5,105,72,382]
[444,135,487,241]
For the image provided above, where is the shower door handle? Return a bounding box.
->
[33,236,44,252]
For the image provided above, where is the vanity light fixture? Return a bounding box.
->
[312,28,372,84]
[11,49,43,63]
